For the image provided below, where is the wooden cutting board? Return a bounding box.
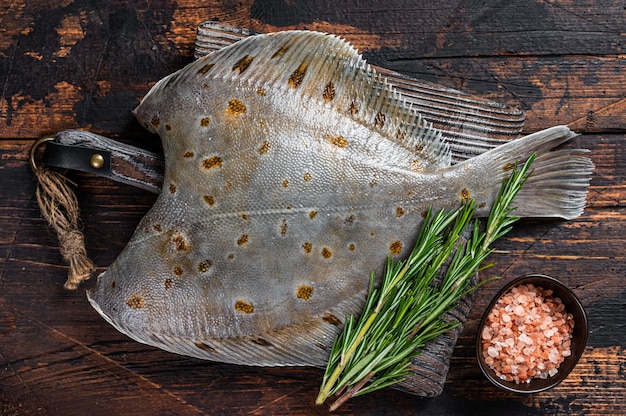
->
[1,1,624,414]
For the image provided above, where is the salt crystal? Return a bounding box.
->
[548,368,559,377]
[514,305,525,316]
[519,333,534,345]
[482,327,492,340]
[488,346,499,358]
[548,349,560,363]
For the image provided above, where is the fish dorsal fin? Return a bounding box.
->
[186,30,451,169]
[192,22,526,165]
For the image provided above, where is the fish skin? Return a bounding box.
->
[87,30,593,367]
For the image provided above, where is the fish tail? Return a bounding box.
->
[481,126,594,220]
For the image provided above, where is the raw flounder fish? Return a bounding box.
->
[87,29,593,368]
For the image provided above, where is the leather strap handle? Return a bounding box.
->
[40,130,165,194]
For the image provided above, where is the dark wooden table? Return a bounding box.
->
[1,1,624,415]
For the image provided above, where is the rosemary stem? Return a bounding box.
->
[316,309,380,404]
[329,372,375,412]
[317,257,415,404]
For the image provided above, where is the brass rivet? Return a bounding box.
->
[90,153,105,169]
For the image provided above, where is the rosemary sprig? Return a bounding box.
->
[316,155,535,410]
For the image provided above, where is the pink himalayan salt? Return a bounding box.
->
[481,283,574,384]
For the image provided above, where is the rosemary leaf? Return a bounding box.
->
[316,155,535,409]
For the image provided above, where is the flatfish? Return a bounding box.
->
[87,29,593,371]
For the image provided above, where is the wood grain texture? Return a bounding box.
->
[1,0,624,415]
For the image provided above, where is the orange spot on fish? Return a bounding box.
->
[126,295,144,309]
[258,140,271,154]
[374,112,386,129]
[251,337,273,347]
[296,285,314,300]
[235,300,254,314]
[197,260,212,272]
[271,45,289,59]
[227,99,246,115]
[289,62,307,88]
[389,240,402,255]
[203,195,215,206]
[202,156,222,169]
[323,81,336,102]
[461,188,471,201]
[197,63,214,75]
[323,313,342,326]
[329,135,348,148]
[232,55,253,74]
[237,234,249,246]
[348,100,359,115]
[302,242,313,253]
[195,342,216,352]
[172,233,188,251]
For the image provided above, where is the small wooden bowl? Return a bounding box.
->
[476,274,588,394]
